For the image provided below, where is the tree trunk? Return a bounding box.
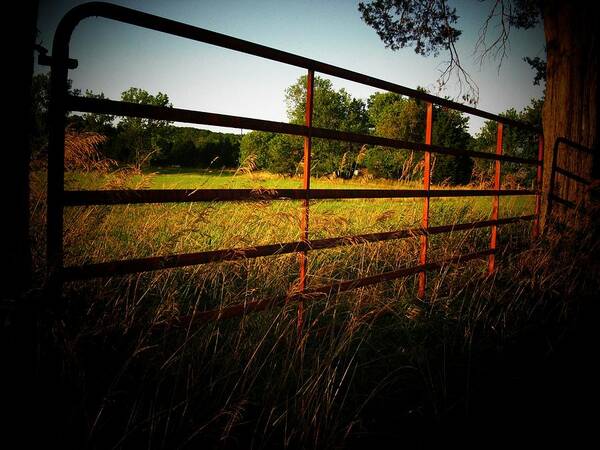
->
[541,0,599,229]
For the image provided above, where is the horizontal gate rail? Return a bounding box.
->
[173,249,496,325]
[63,188,536,206]
[47,2,545,325]
[67,96,540,167]
[62,215,535,281]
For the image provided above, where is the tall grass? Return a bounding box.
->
[30,164,596,448]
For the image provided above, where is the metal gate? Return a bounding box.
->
[47,2,543,324]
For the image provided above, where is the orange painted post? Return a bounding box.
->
[298,69,314,330]
[532,133,544,239]
[418,102,433,298]
[488,122,503,274]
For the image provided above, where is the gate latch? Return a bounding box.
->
[35,45,78,70]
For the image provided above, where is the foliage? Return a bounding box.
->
[30,73,50,157]
[364,92,424,179]
[200,133,241,168]
[30,72,79,158]
[267,134,303,175]
[153,128,241,168]
[286,75,369,175]
[363,146,415,179]
[60,85,242,169]
[240,131,275,170]
[30,76,539,186]
[523,56,546,86]
[169,139,200,167]
[431,107,473,184]
[116,87,173,166]
[79,90,116,134]
[238,76,371,176]
[367,91,425,141]
[358,0,461,56]
[358,1,544,101]
[364,90,473,183]
[472,98,542,185]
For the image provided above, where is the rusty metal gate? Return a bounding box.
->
[47,2,543,324]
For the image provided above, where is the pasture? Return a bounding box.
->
[53,168,535,309]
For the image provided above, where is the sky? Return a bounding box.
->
[36,0,545,135]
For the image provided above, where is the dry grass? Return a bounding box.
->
[64,128,114,173]
[28,163,596,448]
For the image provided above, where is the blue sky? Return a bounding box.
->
[37,0,545,134]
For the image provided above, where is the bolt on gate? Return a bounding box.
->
[47,2,544,325]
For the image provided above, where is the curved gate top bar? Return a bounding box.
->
[51,1,540,132]
[47,2,544,325]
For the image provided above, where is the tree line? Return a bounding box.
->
[240,75,541,185]
[32,72,541,185]
[32,74,241,169]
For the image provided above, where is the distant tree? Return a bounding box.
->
[431,108,472,184]
[30,73,50,157]
[170,139,199,167]
[65,90,118,164]
[151,128,176,166]
[367,91,424,141]
[286,75,369,174]
[31,79,242,170]
[267,134,303,175]
[117,87,173,166]
[363,146,412,179]
[152,129,241,168]
[79,90,115,135]
[240,131,275,170]
[171,127,212,144]
[30,72,79,159]
[365,90,472,183]
[236,76,370,176]
[225,134,242,166]
[364,91,425,179]
[472,98,542,186]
